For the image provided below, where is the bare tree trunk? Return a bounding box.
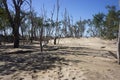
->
[40,27,43,52]
[117,37,120,64]
[20,26,24,39]
[117,21,120,64]
[117,0,120,64]
[13,26,19,48]
[39,5,46,52]
[54,0,59,45]
[30,26,33,43]
[54,37,57,45]
[30,0,34,43]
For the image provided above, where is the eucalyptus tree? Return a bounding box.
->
[68,16,74,37]
[67,15,72,37]
[49,5,55,37]
[0,5,11,44]
[87,13,105,38]
[29,0,37,42]
[20,15,29,38]
[105,6,119,39]
[87,19,98,37]
[37,17,44,52]
[75,19,86,37]
[0,7,7,34]
[38,4,47,52]
[93,13,105,38]
[0,13,9,38]
[88,6,119,39]
[62,8,68,37]
[61,8,73,37]
[2,0,30,48]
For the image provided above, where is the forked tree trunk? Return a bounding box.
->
[2,0,24,48]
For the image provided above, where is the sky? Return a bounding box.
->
[32,0,119,22]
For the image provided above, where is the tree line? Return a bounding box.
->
[0,0,119,48]
[87,6,120,39]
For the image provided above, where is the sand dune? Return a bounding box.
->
[0,38,120,80]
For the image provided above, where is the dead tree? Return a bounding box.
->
[30,0,34,43]
[40,24,43,52]
[39,5,47,52]
[54,0,60,45]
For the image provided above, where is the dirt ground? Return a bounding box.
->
[0,37,120,80]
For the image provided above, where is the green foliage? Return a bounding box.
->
[37,17,44,27]
[87,5,119,39]
[93,13,105,37]
[87,19,98,37]
[0,7,9,31]
[104,6,119,39]
[75,19,86,37]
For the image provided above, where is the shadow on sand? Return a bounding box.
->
[0,44,117,76]
[0,51,65,75]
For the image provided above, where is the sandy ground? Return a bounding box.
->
[0,37,120,80]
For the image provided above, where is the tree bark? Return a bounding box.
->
[40,26,43,52]
[54,0,59,45]
[117,39,120,64]
[2,0,24,48]
[117,21,120,64]
[13,26,19,48]
[54,37,57,45]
